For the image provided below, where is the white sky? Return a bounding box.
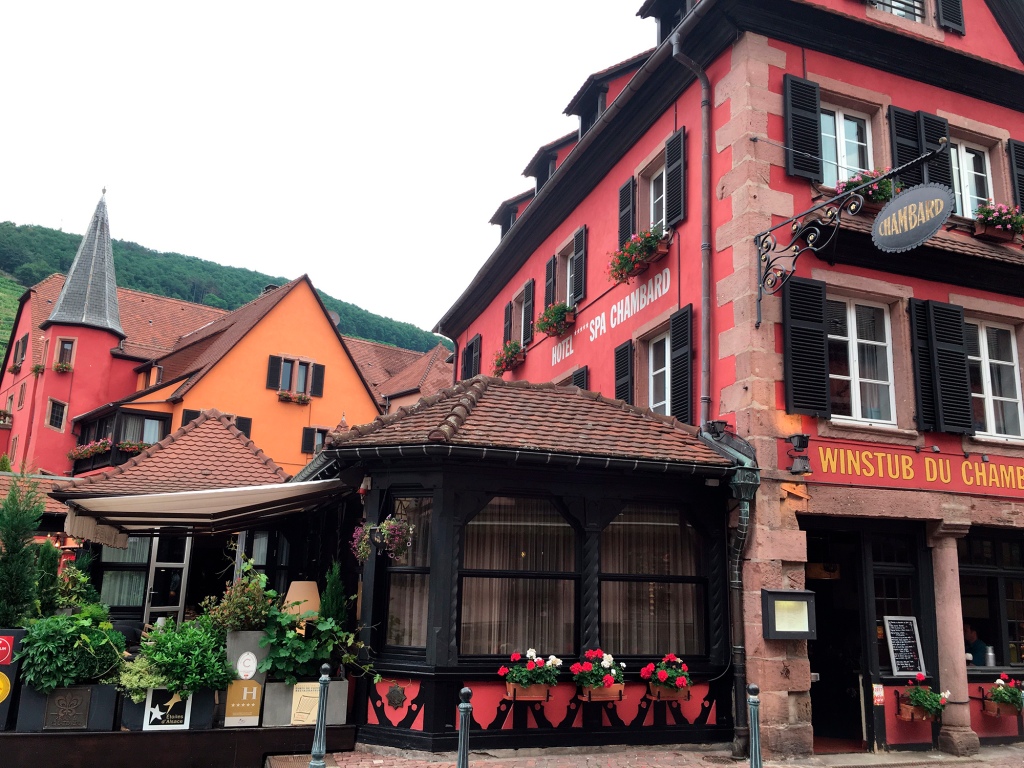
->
[0,2,655,334]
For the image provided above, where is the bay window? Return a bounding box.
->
[458,497,577,656]
[385,496,432,649]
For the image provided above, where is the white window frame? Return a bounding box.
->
[827,297,898,427]
[820,105,872,189]
[650,168,666,232]
[950,140,994,219]
[966,318,1024,439]
[648,332,671,416]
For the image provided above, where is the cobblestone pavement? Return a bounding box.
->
[295,743,1024,768]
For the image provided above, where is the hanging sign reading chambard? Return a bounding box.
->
[883,615,926,677]
[871,183,955,253]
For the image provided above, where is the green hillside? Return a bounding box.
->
[0,222,452,355]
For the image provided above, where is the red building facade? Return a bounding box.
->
[438,0,1024,757]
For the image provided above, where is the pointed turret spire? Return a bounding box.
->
[43,192,125,337]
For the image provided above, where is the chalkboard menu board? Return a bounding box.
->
[883,615,926,677]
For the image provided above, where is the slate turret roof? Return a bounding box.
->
[42,194,124,337]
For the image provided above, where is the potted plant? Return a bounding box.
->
[258,599,376,727]
[277,390,293,402]
[639,653,691,700]
[30,364,45,377]
[15,605,125,732]
[294,392,311,405]
[492,340,525,376]
[52,362,73,373]
[836,168,904,207]
[571,648,626,701]
[984,673,1023,717]
[497,648,562,701]
[973,200,1024,243]
[351,514,415,564]
[897,673,948,721]
[607,227,667,284]
[118,615,235,730]
[0,409,11,424]
[534,302,577,337]
[67,438,112,461]
[116,440,151,455]
[7,364,20,375]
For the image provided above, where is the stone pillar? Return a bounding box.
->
[927,522,978,757]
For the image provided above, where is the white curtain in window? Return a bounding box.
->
[386,497,433,648]
[100,570,147,607]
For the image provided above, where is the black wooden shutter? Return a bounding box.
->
[310,364,325,397]
[782,277,831,417]
[570,227,586,307]
[544,256,557,308]
[618,177,635,247]
[918,112,952,188]
[669,305,692,424]
[664,128,687,226]
[614,340,634,405]
[927,301,974,434]
[783,75,823,182]
[266,355,282,389]
[300,427,316,454]
[889,106,924,186]
[181,409,201,427]
[503,302,513,344]
[522,280,535,345]
[571,366,589,389]
[908,299,937,432]
[936,0,965,34]
[1009,140,1024,207]
[460,345,471,381]
[234,416,252,438]
[471,337,481,378]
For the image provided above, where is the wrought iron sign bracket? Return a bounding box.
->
[753,142,948,328]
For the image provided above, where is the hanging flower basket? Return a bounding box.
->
[351,514,415,563]
[30,364,45,376]
[493,341,525,375]
[607,228,668,284]
[534,302,576,337]
[7,365,21,375]
[582,683,625,702]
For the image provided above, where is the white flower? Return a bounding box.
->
[526,648,536,659]
[996,679,1006,687]
[620,662,626,669]
[602,653,613,665]
[548,655,562,667]
[601,659,612,668]
[942,690,951,699]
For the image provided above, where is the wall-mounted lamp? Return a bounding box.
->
[358,476,372,505]
[762,589,817,640]
[784,434,812,475]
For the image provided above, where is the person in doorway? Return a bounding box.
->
[964,621,989,665]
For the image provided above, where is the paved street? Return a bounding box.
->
[271,743,1024,768]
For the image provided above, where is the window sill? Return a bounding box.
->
[964,434,1024,458]
[818,419,919,444]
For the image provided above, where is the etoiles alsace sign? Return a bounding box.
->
[805,439,1024,499]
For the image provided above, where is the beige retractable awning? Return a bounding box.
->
[62,479,344,548]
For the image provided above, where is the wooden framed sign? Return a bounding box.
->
[883,615,926,677]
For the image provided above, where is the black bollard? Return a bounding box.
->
[456,687,473,768]
[309,663,332,768]
[747,683,762,768]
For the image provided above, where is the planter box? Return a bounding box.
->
[983,699,1020,718]
[226,630,270,687]
[647,682,691,701]
[504,682,552,701]
[974,221,1017,243]
[646,240,670,264]
[16,683,118,732]
[262,679,348,727]
[896,701,934,722]
[581,682,625,702]
[540,311,575,338]
[0,629,27,731]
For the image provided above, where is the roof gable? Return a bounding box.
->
[379,344,453,399]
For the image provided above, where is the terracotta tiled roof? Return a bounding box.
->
[342,336,424,400]
[379,344,453,399]
[27,275,227,364]
[53,409,289,496]
[327,376,733,467]
[0,473,70,515]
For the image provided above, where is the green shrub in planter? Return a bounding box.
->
[139,615,235,697]
[16,613,125,694]
[30,540,61,617]
[200,558,275,633]
[118,656,169,704]
[0,476,45,627]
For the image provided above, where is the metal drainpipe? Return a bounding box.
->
[728,466,759,758]
[670,35,712,426]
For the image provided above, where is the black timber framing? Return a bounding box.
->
[348,457,734,751]
[437,0,1024,339]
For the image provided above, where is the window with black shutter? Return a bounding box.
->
[571,366,589,390]
[310,363,325,397]
[181,409,201,428]
[783,75,823,182]
[618,177,635,247]
[664,128,687,226]
[888,107,951,187]
[503,302,513,345]
[234,416,252,438]
[614,340,634,405]
[266,355,283,390]
[544,256,557,308]
[300,427,317,454]
[782,277,831,418]
[1009,140,1024,207]
[909,299,974,435]
[669,305,693,424]
[935,0,965,34]
[522,280,534,345]
[569,227,587,307]
[461,335,482,379]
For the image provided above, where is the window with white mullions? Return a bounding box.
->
[966,320,1023,438]
[649,333,670,416]
[820,107,871,189]
[650,169,666,231]
[950,142,992,218]
[827,298,896,424]
[872,0,924,21]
